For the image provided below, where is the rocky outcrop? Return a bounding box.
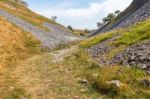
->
[0,9,80,50]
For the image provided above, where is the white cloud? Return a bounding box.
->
[33,0,132,29]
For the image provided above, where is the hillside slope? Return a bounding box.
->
[90,0,150,37]
[0,0,80,50]
[81,19,150,71]
[80,18,150,98]
[0,0,149,99]
[0,17,41,68]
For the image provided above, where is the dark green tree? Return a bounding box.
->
[51,16,57,22]
[67,25,74,32]
[115,10,121,16]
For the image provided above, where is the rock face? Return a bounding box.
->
[89,0,150,37]
[0,9,80,50]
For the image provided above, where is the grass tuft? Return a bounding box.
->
[85,66,149,98]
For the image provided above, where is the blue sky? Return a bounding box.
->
[25,0,132,29]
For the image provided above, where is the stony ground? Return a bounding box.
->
[88,36,150,73]
[88,36,120,65]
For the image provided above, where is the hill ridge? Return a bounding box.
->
[0,9,80,50]
[90,0,150,37]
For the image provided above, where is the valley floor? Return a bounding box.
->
[0,46,103,99]
[0,45,149,99]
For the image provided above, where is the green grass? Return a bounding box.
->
[84,66,150,98]
[78,19,150,98]
[65,49,150,99]
[114,20,150,46]
[80,31,118,48]
[0,43,149,98]
[80,19,150,49]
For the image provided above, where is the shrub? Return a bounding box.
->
[67,25,74,32]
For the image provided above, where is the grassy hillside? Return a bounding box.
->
[0,0,68,32]
[80,19,150,48]
[0,0,149,99]
[79,19,150,98]
[0,17,41,68]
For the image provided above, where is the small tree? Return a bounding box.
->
[67,25,74,31]
[115,10,121,16]
[102,13,115,24]
[97,22,103,28]
[96,10,121,28]
[107,13,115,20]
[102,17,111,24]
[51,16,57,22]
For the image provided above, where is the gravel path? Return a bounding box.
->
[51,46,77,63]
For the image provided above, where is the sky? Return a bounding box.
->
[25,0,132,29]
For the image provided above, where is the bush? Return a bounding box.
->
[67,25,74,32]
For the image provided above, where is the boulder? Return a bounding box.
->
[110,80,122,88]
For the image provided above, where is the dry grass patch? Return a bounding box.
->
[85,66,150,98]
[0,17,41,67]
